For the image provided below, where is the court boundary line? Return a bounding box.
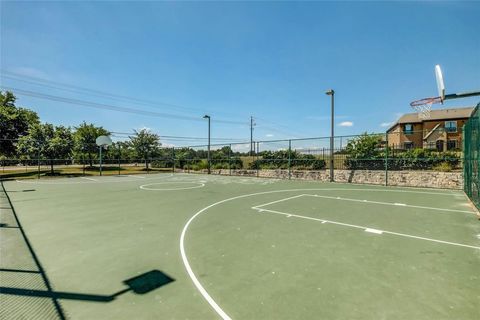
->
[180,187,477,320]
[305,194,473,213]
[14,173,175,185]
[140,182,205,191]
[80,177,98,182]
[253,193,472,214]
[251,206,480,251]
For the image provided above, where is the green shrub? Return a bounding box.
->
[248,152,326,170]
[433,161,453,172]
[344,148,460,170]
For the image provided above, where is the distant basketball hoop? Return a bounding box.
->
[96,135,112,176]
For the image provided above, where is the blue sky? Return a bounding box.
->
[1,1,479,147]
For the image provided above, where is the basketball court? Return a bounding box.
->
[1,173,479,319]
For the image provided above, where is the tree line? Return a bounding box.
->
[1,91,162,174]
[1,91,248,174]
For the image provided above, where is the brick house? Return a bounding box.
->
[386,107,474,151]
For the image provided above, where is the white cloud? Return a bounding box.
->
[231,143,250,153]
[161,142,175,148]
[136,126,152,132]
[380,122,392,127]
[265,134,274,137]
[338,121,353,127]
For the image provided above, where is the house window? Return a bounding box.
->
[447,139,457,150]
[404,142,414,150]
[404,124,413,134]
[445,121,457,133]
[436,140,444,152]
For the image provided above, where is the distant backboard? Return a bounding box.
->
[435,65,445,102]
[96,135,112,147]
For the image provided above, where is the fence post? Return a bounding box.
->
[256,141,259,177]
[172,147,175,173]
[288,139,292,180]
[385,132,388,186]
[99,146,103,176]
[118,144,121,176]
[37,149,40,179]
[229,144,232,176]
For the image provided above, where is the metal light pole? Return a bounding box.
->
[250,116,255,157]
[325,89,335,182]
[203,115,211,174]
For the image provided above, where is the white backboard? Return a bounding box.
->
[96,135,113,147]
[435,64,445,102]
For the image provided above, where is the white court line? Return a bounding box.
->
[251,207,480,251]
[140,182,205,191]
[80,177,98,182]
[180,187,477,320]
[365,228,383,234]
[253,194,306,209]
[14,173,174,185]
[305,194,472,214]
[126,175,145,178]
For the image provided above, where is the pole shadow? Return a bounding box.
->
[0,269,175,303]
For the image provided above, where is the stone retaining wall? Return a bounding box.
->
[179,169,463,189]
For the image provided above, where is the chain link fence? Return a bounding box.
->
[1,128,465,188]
[463,103,479,209]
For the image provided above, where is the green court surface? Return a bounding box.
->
[1,173,479,319]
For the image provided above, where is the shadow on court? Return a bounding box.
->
[0,269,175,302]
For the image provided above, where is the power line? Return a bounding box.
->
[110,132,246,142]
[1,86,248,125]
[1,70,250,119]
[1,71,324,139]
[1,71,321,137]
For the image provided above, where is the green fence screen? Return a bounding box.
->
[463,102,480,210]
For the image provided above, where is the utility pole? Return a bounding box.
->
[325,89,335,182]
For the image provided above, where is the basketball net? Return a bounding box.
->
[410,96,442,120]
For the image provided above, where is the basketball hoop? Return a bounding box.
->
[410,96,442,119]
[95,135,112,176]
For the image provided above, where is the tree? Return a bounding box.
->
[129,129,161,170]
[344,133,384,170]
[344,133,383,159]
[17,123,74,175]
[0,91,40,156]
[73,122,110,167]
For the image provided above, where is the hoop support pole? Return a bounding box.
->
[444,91,480,101]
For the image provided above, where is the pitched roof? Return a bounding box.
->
[387,106,475,132]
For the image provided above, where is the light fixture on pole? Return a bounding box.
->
[325,89,335,182]
[203,115,211,174]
